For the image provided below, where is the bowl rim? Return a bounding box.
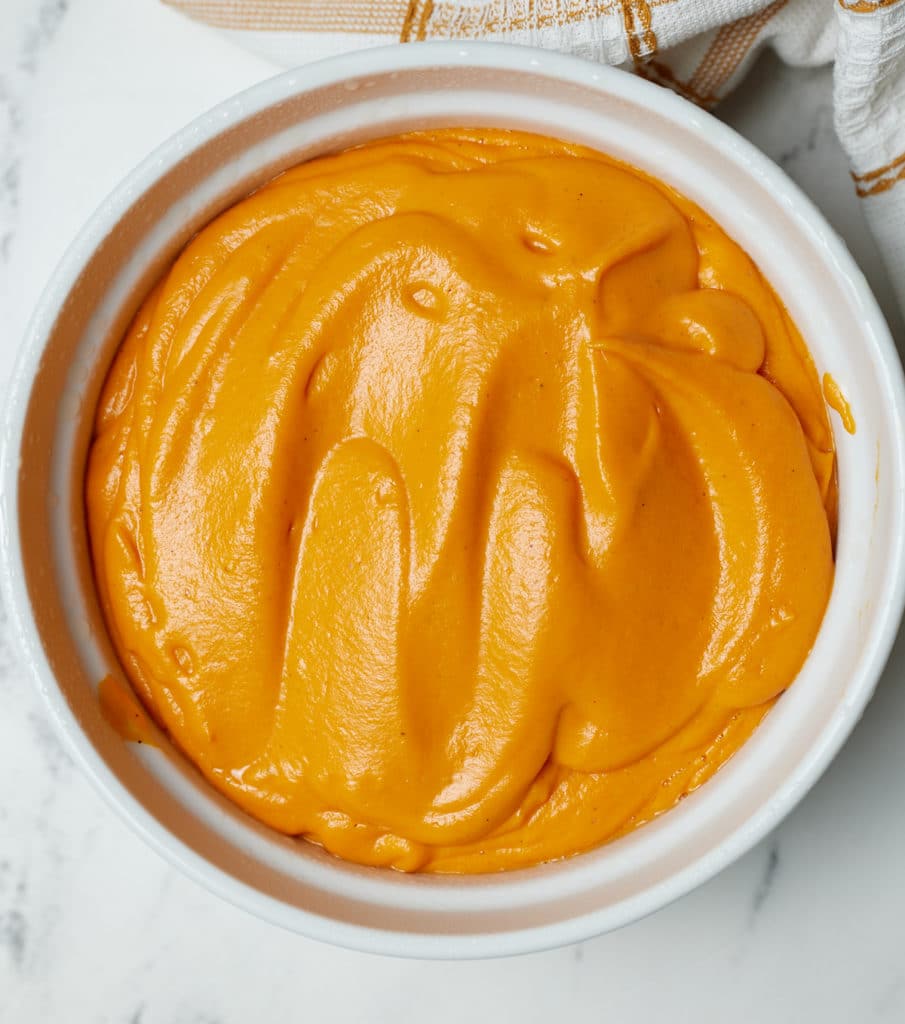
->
[3,40,905,959]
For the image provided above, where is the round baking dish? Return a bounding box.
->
[3,42,904,958]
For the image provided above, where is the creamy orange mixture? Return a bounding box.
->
[87,129,836,873]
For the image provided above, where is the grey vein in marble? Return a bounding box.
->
[0,0,71,266]
[0,601,16,686]
[749,839,780,923]
[777,103,834,170]
[0,850,29,981]
[24,709,71,781]
[0,908,27,971]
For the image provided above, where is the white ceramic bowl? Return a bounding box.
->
[3,43,905,959]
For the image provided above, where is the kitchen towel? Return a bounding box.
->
[165,0,905,315]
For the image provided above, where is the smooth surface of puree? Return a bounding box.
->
[87,129,836,873]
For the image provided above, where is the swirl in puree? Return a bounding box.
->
[87,129,836,872]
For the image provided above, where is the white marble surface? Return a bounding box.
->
[2,2,905,1020]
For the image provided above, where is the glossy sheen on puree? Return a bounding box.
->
[86,129,836,873]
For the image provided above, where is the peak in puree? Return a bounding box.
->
[86,128,836,873]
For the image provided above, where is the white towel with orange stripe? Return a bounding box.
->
[165,0,905,314]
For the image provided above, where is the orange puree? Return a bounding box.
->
[823,373,856,435]
[86,129,836,873]
[98,674,159,747]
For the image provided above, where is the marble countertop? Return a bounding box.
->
[2,2,905,1020]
